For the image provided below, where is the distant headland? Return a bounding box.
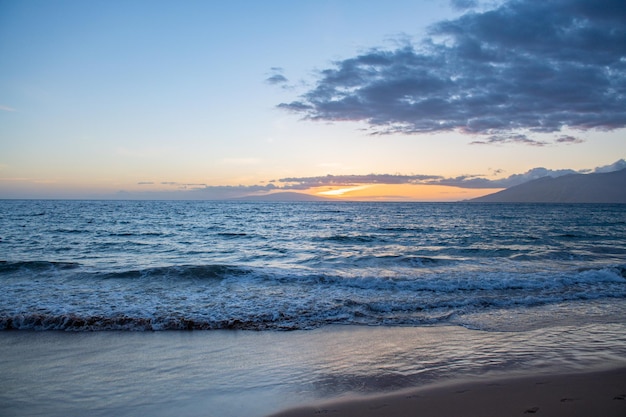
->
[470,168,626,203]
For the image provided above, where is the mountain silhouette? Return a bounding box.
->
[470,169,626,203]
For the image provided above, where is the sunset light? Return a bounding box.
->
[1,2,626,416]
[318,185,371,197]
[314,184,496,201]
[0,1,623,200]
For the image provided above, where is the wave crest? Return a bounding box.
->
[0,261,80,274]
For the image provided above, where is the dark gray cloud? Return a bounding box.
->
[278,0,626,143]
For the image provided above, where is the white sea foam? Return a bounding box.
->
[1,201,625,331]
[0,260,624,331]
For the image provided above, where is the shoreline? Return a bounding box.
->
[2,324,626,417]
[268,366,626,417]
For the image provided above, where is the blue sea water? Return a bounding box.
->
[2,200,626,417]
[1,200,625,332]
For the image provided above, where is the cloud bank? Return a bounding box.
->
[116,160,624,199]
[275,159,626,190]
[279,0,626,143]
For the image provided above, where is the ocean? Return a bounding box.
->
[1,200,626,416]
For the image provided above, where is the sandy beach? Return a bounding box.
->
[2,324,626,417]
[269,367,626,417]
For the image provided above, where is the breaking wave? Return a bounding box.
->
[1,262,624,331]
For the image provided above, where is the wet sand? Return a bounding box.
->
[2,326,626,417]
[269,367,626,417]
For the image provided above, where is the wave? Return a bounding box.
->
[0,261,251,280]
[579,265,626,279]
[107,231,170,237]
[279,264,626,293]
[1,263,624,331]
[352,255,449,267]
[0,314,259,331]
[378,226,424,233]
[99,264,250,281]
[0,260,81,274]
[216,232,251,238]
[3,259,625,290]
[314,234,385,244]
[53,228,85,234]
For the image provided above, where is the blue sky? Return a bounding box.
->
[1,0,625,200]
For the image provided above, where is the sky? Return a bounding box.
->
[1,0,625,201]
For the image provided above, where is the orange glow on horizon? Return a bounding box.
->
[318,185,371,196]
[310,184,501,201]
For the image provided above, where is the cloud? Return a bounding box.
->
[118,183,279,200]
[265,67,289,85]
[162,182,208,190]
[450,0,479,10]
[278,0,626,143]
[0,105,16,112]
[274,159,626,190]
[121,160,626,199]
[275,172,520,190]
[266,74,288,85]
[277,174,443,190]
[138,181,208,190]
[470,134,548,146]
[555,135,585,144]
[189,184,277,198]
[593,158,626,173]
[436,167,580,188]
